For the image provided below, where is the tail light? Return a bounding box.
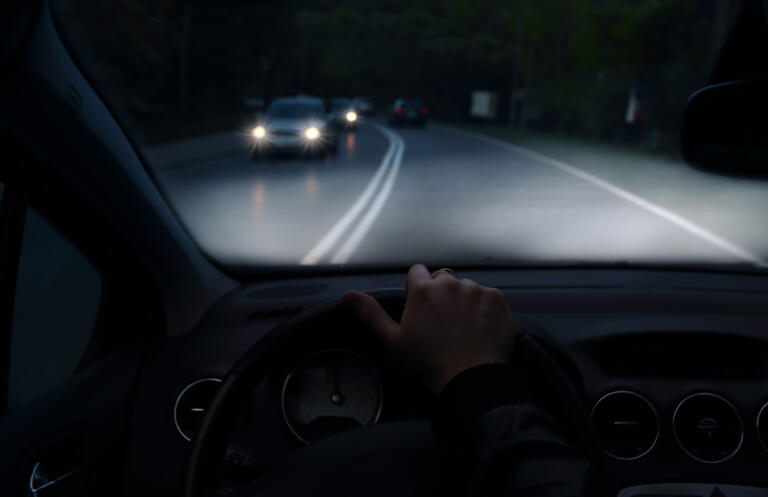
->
[421,107,429,116]
[395,106,404,116]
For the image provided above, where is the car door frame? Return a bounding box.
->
[0,129,164,496]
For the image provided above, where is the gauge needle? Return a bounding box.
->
[329,365,345,406]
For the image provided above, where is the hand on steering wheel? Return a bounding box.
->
[185,269,596,497]
[343,264,516,394]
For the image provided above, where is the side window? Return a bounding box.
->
[7,206,103,410]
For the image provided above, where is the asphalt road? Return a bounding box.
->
[152,120,768,268]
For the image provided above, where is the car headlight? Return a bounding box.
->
[346,111,358,122]
[252,126,266,139]
[304,126,320,140]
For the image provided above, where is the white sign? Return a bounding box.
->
[470,91,498,119]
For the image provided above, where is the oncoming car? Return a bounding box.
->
[251,96,339,158]
[352,96,375,115]
[328,97,359,129]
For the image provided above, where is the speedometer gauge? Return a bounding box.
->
[281,349,383,444]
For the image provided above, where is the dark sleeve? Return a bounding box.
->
[432,363,610,497]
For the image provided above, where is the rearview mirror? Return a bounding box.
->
[682,78,768,174]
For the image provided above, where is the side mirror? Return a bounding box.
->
[682,78,768,174]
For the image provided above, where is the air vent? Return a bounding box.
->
[173,378,221,442]
[592,391,658,460]
[249,307,303,321]
[757,401,768,452]
[673,393,742,463]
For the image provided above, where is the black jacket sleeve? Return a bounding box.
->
[432,363,610,497]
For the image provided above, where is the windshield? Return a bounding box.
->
[52,1,768,270]
[267,101,325,119]
[397,100,423,110]
[329,98,352,110]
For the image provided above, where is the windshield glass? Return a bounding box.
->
[267,101,325,119]
[398,100,423,110]
[329,98,352,110]
[52,1,768,270]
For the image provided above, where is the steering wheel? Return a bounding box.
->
[183,289,600,497]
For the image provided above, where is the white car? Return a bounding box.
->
[251,96,339,157]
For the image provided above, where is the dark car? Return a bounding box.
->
[352,96,375,116]
[327,97,359,129]
[251,96,339,158]
[389,98,428,126]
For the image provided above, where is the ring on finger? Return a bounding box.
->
[431,267,457,279]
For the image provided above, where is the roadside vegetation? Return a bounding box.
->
[54,0,734,151]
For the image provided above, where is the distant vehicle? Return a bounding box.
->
[327,97,359,129]
[251,96,339,157]
[389,98,428,126]
[352,97,375,116]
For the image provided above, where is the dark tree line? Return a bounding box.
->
[54,0,738,148]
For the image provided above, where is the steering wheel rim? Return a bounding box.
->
[183,288,407,497]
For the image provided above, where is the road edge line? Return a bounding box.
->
[436,125,766,267]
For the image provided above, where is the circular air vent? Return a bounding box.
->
[591,391,658,460]
[173,378,221,442]
[757,401,768,452]
[673,393,742,463]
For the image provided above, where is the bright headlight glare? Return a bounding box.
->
[252,126,266,138]
[305,126,320,140]
[346,111,358,122]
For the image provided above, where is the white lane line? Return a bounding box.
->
[331,131,405,264]
[301,123,403,265]
[438,125,767,267]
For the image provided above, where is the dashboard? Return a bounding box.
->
[121,268,768,496]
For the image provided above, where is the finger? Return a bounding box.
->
[342,291,400,344]
[432,270,458,282]
[406,264,431,290]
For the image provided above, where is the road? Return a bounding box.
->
[151,121,768,268]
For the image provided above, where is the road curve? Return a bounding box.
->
[153,121,768,268]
